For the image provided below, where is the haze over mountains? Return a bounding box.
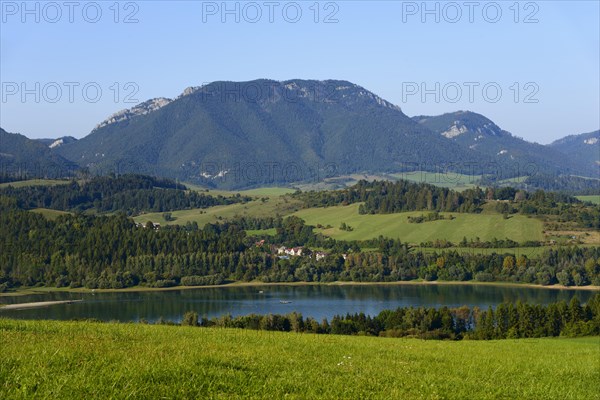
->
[1,79,598,189]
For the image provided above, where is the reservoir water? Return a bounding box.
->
[0,284,595,323]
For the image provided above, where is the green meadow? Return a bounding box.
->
[0,179,70,188]
[30,208,71,220]
[134,197,303,226]
[577,195,600,205]
[0,319,597,399]
[184,183,296,197]
[294,203,544,243]
[389,171,481,191]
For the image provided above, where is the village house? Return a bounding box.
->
[136,222,161,230]
[289,247,304,256]
[275,246,305,257]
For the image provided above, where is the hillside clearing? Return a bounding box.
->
[134,198,302,226]
[0,179,70,188]
[577,195,600,205]
[294,204,544,243]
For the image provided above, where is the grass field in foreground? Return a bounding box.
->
[294,203,544,243]
[0,319,597,399]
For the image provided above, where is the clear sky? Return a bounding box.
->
[1,0,599,143]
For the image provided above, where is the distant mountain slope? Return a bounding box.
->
[549,130,599,174]
[0,128,77,179]
[413,111,597,178]
[57,80,493,188]
[36,136,78,149]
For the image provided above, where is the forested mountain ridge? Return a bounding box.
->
[4,81,597,189]
[54,80,560,189]
[413,111,597,178]
[0,128,77,181]
[549,130,600,174]
[35,136,78,149]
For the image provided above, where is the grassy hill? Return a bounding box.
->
[0,179,70,188]
[294,203,543,243]
[30,208,71,220]
[577,195,600,205]
[133,196,544,245]
[0,319,597,399]
[134,197,303,226]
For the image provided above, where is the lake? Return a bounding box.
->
[0,284,596,323]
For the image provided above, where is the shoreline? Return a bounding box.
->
[0,300,83,311]
[1,280,598,297]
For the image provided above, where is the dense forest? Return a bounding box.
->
[293,180,487,213]
[1,198,599,291]
[480,173,600,195]
[0,174,249,214]
[177,294,600,340]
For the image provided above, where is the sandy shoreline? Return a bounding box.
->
[0,300,83,310]
[1,280,598,297]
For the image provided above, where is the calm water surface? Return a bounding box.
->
[0,284,595,323]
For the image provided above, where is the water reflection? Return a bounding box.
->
[0,284,595,323]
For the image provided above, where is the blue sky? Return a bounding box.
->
[1,0,599,143]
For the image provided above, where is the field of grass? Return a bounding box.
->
[577,195,600,205]
[184,182,296,197]
[0,179,70,188]
[30,208,71,220]
[134,197,302,226]
[294,203,544,243]
[296,172,483,192]
[246,228,277,236]
[389,171,481,191]
[0,319,597,399]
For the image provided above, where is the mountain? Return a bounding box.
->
[94,98,173,130]
[412,111,597,178]
[56,80,497,188]
[0,128,77,179]
[549,130,599,174]
[55,80,596,188]
[36,136,78,149]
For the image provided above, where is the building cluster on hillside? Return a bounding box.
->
[254,243,346,262]
[135,222,161,230]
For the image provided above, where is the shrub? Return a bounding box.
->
[182,311,199,327]
[474,272,494,282]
